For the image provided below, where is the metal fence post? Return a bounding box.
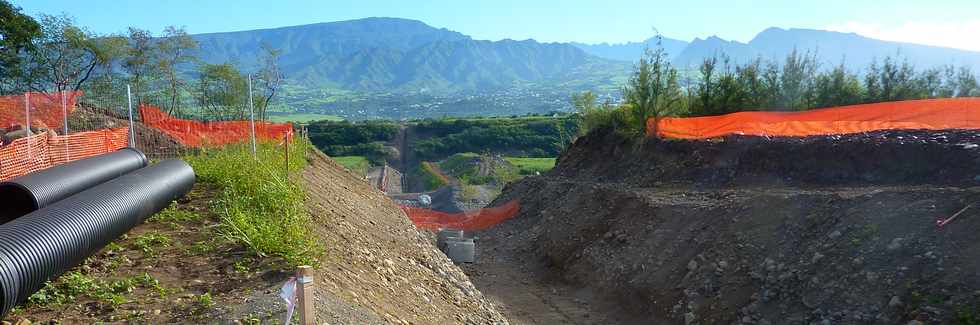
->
[248,74,257,157]
[24,93,31,161]
[62,90,70,162]
[126,85,136,148]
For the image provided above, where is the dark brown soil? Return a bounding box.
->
[68,105,189,160]
[472,129,980,325]
[557,128,980,187]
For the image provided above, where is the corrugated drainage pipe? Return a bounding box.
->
[0,148,149,224]
[0,159,195,316]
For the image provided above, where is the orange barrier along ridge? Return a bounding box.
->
[0,91,81,130]
[400,200,521,231]
[649,98,980,139]
[0,127,128,181]
[139,105,293,147]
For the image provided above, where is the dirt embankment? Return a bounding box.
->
[302,150,507,324]
[479,129,980,324]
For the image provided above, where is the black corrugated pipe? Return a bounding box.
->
[0,148,148,224]
[0,159,195,316]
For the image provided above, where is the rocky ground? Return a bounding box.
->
[470,129,980,325]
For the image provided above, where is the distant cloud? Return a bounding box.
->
[826,20,980,52]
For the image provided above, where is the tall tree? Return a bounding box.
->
[123,27,154,105]
[779,48,819,110]
[254,43,283,120]
[196,63,248,120]
[0,0,41,94]
[622,42,683,136]
[26,14,105,92]
[156,25,198,115]
[956,66,978,97]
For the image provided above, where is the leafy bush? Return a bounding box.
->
[186,139,320,266]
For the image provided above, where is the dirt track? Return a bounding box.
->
[471,129,980,324]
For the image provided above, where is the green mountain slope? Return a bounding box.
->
[190,17,625,93]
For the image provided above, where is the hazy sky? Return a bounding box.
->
[14,0,980,51]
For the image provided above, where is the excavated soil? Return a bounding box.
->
[472,129,980,325]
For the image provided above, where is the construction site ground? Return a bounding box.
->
[466,128,980,325]
[6,148,507,324]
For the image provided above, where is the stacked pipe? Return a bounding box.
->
[0,147,148,224]
[0,149,195,317]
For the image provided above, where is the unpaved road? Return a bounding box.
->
[463,237,656,324]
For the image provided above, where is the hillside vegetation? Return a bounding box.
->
[413,116,577,160]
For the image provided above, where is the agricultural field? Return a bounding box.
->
[331,156,371,176]
[503,157,556,175]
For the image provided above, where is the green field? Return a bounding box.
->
[267,113,343,123]
[504,157,556,175]
[332,156,371,176]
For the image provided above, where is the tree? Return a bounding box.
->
[156,25,198,115]
[123,27,155,105]
[196,63,248,120]
[254,43,283,120]
[0,0,41,94]
[25,14,106,92]
[779,48,819,110]
[956,66,978,97]
[811,62,863,108]
[623,42,684,136]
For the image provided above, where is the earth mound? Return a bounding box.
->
[479,129,980,324]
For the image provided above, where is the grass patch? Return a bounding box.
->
[133,232,171,258]
[150,203,203,223]
[185,139,320,266]
[504,157,556,175]
[26,271,168,308]
[414,162,449,191]
[332,156,371,176]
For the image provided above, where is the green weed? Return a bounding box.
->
[133,232,171,257]
[151,203,203,223]
[185,139,320,266]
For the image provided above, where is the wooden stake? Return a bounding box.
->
[296,265,315,325]
[284,133,290,178]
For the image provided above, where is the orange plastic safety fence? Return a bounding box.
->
[139,105,293,147]
[400,200,521,231]
[0,92,81,130]
[649,98,980,139]
[0,128,128,181]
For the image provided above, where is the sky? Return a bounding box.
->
[13,0,980,51]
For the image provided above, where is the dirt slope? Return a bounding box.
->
[303,149,507,324]
[478,129,980,325]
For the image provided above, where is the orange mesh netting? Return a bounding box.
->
[139,105,293,147]
[0,128,128,181]
[0,92,81,130]
[401,200,521,231]
[649,98,980,139]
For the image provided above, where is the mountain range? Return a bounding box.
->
[190,17,625,93]
[574,27,980,72]
[189,17,980,96]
